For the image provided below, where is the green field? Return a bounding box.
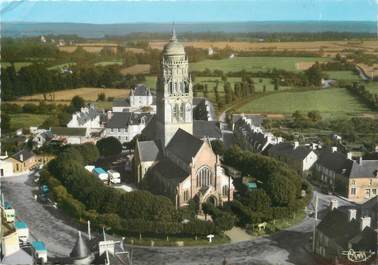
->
[1,62,33,71]
[190,56,331,73]
[325,71,360,81]
[365,82,378,94]
[9,114,49,130]
[94,60,123,66]
[237,88,372,117]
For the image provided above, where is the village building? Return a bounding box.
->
[112,85,155,113]
[233,115,282,153]
[314,199,377,263]
[4,150,36,175]
[133,28,234,209]
[51,127,94,145]
[268,142,318,175]
[314,148,378,203]
[104,112,153,143]
[67,104,103,132]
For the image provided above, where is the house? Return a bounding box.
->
[134,30,234,209]
[31,129,52,148]
[51,127,91,145]
[15,221,29,244]
[5,149,37,175]
[67,104,103,131]
[104,112,153,143]
[233,116,282,153]
[268,142,318,175]
[314,148,378,203]
[112,85,156,113]
[92,168,108,182]
[315,203,377,262]
[2,202,16,223]
[0,159,14,177]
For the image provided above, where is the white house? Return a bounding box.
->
[0,159,14,177]
[104,112,153,143]
[112,84,156,113]
[84,165,95,173]
[32,241,47,263]
[67,104,102,131]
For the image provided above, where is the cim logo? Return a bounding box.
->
[340,249,375,263]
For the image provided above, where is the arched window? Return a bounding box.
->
[222,185,229,196]
[169,82,173,94]
[196,166,213,188]
[172,104,180,122]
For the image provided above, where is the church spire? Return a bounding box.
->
[171,22,177,41]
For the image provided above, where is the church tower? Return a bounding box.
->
[156,26,193,146]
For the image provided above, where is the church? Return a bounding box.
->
[133,27,234,209]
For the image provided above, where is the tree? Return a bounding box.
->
[96,137,122,157]
[241,189,271,212]
[97,93,106,101]
[307,111,322,123]
[1,113,11,133]
[70,96,85,112]
[305,62,323,86]
[211,140,225,156]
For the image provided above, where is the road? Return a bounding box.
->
[1,173,353,264]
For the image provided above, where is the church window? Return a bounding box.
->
[222,185,229,196]
[183,190,189,201]
[169,82,173,94]
[196,166,212,188]
[179,103,185,121]
[172,104,180,122]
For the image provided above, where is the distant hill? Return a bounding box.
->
[3,21,376,38]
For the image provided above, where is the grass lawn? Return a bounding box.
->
[190,56,331,73]
[1,62,33,71]
[325,71,360,81]
[237,88,372,117]
[365,82,378,94]
[9,114,49,130]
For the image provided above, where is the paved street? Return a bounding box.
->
[1,173,353,264]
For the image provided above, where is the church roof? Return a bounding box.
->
[193,120,222,139]
[149,158,189,184]
[166,129,204,165]
[137,140,161,162]
[70,231,91,259]
[133,84,150,96]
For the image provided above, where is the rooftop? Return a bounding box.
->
[93,168,107,174]
[137,140,160,162]
[32,241,47,251]
[11,149,35,162]
[15,220,28,230]
[51,127,87,137]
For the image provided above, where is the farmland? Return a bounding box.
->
[365,82,378,93]
[18,87,129,101]
[325,71,360,81]
[190,56,331,72]
[1,62,33,71]
[237,88,372,117]
[120,64,150,75]
[9,113,49,130]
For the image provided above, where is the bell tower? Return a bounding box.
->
[156,25,193,147]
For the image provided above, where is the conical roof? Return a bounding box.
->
[70,231,91,259]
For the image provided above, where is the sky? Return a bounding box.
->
[1,0,377,24]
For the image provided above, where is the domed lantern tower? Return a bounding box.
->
[156,25,193,146]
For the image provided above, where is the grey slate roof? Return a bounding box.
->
[133,84,150,96]
[75,104,100,126]
[70,232,91,259]
[316,150,353,176]
[233,114,264,127]
[193,120,222,139]
[193,97,206,106]
[269,142,313,161]
[137,140,160,162]
[11,149,35,162]
[106,112,152,129]
[349,160,378,178]
[1,248,33,265]
[141,116,158,140]
[112,98,130,107]
[166,128,204,165]
[149,158,189,184]
[51,127,87,136]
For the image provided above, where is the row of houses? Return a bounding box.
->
[232,114,378,204]
[315,197,377,263]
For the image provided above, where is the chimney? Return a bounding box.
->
[331,146,338,153]
[347,152,353,160]
[87,220,91,240]
[358,157,363,165]
[348,209,357,222]
[19,154,24,162]
[107,111,113,120]
[294,141,299,149]
[330,199,338,210]
[360,216,371,231]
